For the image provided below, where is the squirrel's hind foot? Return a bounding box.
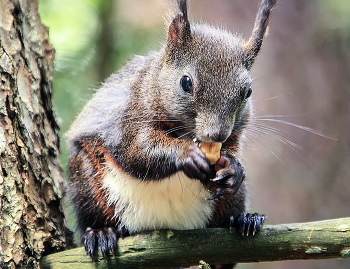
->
[83,227,128,258]
[230,213,266,236]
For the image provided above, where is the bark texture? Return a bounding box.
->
[0,0,73,268]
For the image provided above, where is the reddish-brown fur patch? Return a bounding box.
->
[74,137,119,226]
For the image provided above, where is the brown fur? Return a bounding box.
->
[70,137,117,228]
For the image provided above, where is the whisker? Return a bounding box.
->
[142,127,195,179]
[163,125,194,135]
[248,122,303,149]
[255,114,307,119]
[121,110,176,117]
[127,119,184,125]
[263,93,292,101]
[247,126,303,149]
[253,118,337,141]
[123,113,172,119]
[122,113,173,119]
[241,130,268,158]
[167,130,195,146]
[250,121,292,138]
[244,128,283,162]
[142,162,151,182]
[121,112,185,125]
[120,113,183,124]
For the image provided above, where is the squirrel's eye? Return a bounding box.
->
[181,76,193,95]
[244,86,252,102]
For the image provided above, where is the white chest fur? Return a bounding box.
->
[102,166,215,233]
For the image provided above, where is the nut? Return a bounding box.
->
[199,142,222,165]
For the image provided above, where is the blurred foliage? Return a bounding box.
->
[39,0,163,168]
[318,0,350,29]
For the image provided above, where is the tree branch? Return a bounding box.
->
[41,217,350,268]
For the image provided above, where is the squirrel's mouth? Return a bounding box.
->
[192,131,230,144]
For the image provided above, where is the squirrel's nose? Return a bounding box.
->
[205,130,229,143]
[196,114,233,143]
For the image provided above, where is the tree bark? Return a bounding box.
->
[41,217,350,269]
[0,0,73,268]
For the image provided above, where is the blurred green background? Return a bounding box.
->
[38,0,165,167]
[38,0,350,268]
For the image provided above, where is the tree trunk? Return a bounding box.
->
[0,0,73,268]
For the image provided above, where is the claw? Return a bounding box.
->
[83,227,97,257]
[97,230,108,256]
[208,189,227,200]
[245,214,253,236]
[106,227,117,252]
[232,212,266,236]
[82,227,127,258]
[208,155,245,199]
[252,220,257,236]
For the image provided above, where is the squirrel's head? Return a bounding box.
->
[157,0,276,143]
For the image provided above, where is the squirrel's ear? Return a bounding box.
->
[244,0,277,68]
[167,0,191,49]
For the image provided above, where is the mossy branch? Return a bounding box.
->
[41,217,350,269]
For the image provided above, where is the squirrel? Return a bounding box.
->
[67,0,276,267]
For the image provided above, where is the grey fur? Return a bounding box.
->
[67,0,276,148]
[66,55,147,147]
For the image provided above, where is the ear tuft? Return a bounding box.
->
[244,0,277,68]
[167,0,191,49]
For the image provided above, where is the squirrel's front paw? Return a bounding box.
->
[230,213,266,236]
[179,144,211,182]
[208,153,245,199]
[83,227,127,258]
